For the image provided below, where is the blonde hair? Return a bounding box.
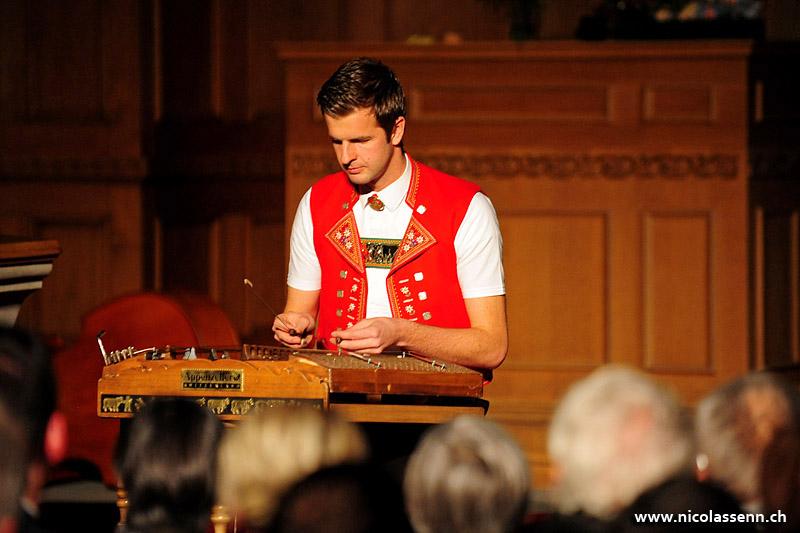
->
[216,406,368,527]
[547,365,693,519]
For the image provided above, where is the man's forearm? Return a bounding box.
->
[393,319,507,370]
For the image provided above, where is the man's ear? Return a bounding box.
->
[390,116,405,146]
[44,411,68,466]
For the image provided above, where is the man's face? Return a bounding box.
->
[324,107,405,191]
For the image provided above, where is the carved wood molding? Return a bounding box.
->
[154,155,283,179]
[290,152,740,180]
[0,157,147,180]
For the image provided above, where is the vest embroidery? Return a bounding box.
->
[325,212,364,272]
[390,217,437,273]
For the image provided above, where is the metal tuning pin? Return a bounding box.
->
[97,330,109,365]
[343,349,382,368]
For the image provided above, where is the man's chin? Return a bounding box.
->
[347,175,376,188]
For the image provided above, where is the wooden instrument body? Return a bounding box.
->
[97,347,486,424]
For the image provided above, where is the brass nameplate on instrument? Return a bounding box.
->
[181,369,243,391]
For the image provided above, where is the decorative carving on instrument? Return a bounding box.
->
[99,394,323,416]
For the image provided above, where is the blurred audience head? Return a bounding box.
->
[216,405,368,529]
[760,420,800,532]
[614,476,754,533]
[403,415,529,533]
[268,463,411,533]
[695,371,800,512]
[547,365,693,520]
[0,396,24,532]
[115,397,223,533]
[0,326,66,510]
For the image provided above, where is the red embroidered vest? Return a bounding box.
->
[310,157,480,349]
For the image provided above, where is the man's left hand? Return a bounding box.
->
[330,317,405,354]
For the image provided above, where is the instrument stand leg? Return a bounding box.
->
[116,482,128,527]
[211,504,231,533]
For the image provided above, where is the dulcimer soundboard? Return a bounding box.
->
[97,344,487,423]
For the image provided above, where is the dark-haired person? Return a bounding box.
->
[115,398,223,533]
[0,327,68,533]
[273,57,507,371]
[268,463,412,533]
[0,397,24,533]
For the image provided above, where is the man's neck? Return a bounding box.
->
[369,148,406,192]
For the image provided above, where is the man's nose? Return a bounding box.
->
[340,143,356,165]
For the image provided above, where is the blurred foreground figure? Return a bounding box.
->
[403,415,529,533]
[696,371,800,530]
[547,365,693,522]
[269,463,411,533]
[0,327,67,533]
[613,476,755,533]
[216,406,368,531]
[115,398,223,533]
[0,390,25,533]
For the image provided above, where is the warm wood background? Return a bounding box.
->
[1,0,799,486]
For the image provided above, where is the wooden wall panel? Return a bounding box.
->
[0,182,142,340]
[503,212,607,369]
[0,0,145,341]
[0,0,143,161]
[207,214,287,340]
[643,85,713,122]
[31,219,111,336]
[643,213,711,373]
[413,85,609,121]
[29,0,104,121]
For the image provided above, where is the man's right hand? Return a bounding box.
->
[273,312,315,348]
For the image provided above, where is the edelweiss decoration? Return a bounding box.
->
[391,218,436,271]
[325,213,364,271]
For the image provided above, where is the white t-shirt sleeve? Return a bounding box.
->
[287,188,322,291]
[454,192,505,298]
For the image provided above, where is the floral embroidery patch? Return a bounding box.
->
[391,218,436,272]
[325,212,364,272]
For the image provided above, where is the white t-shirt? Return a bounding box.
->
[287,155,505,318]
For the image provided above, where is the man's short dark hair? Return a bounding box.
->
[316,57,406,140]
[0,327,56,465]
